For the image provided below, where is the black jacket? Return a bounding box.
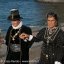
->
[31,28,64,64]
[5,25,32,64]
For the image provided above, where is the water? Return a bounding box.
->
[0,0,64,34]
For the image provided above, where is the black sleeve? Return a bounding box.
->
[5,26,12,46]
[27,28,33,48]
[30,28,45,42]
[25,26,32,35]
[55,30,64,62]
[21,25,32,35]
[21,25,33,48]
[26,26,33,48]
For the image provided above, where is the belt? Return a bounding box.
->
[41,52,55,64]
[10,44,21,52]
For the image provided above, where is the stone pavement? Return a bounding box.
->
[0,42,42,64]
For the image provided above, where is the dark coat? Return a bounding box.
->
[5,25,32,64]
[31,28,64,64]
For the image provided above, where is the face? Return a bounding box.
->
[47,16,57,29]
[11,20,20,27]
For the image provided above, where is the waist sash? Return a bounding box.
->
[10,44,21,52]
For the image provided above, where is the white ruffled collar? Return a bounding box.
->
[12,21,22,29]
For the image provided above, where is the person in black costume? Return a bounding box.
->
[5,9,32,64]
[19,12,64,64]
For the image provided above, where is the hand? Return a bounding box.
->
[19,33,29,40]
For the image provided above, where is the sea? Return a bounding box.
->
[0,0,64,34]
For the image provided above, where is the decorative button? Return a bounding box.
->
[53,53,54,55]
[46,54,48,59]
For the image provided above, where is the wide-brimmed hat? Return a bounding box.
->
[8,9,23,21]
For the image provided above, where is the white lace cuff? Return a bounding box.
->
[28,35,33,41]
[54,61,62,64]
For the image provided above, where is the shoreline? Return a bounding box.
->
[35,0,64,3]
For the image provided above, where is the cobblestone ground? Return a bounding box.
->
[0,44,7,64]
[0,42,42,64]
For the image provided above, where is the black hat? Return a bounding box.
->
[8,9,23,21]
